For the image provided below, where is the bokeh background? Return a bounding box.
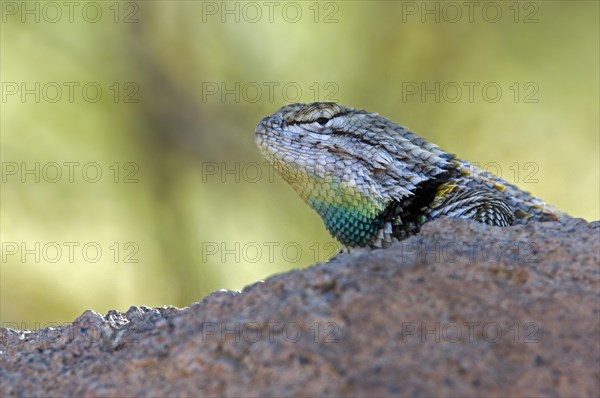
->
[1,1,598,327]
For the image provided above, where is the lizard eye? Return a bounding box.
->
[315,117,330,126]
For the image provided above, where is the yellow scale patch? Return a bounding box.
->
[494,182,507,192]
[431,182,458,208]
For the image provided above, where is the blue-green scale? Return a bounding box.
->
[309,199,385,247]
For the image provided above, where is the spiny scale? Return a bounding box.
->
[255,102,568,249]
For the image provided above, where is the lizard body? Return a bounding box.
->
[255,102,567,248]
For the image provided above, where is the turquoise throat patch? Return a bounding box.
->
[309,199,386,247]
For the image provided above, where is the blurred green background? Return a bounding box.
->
[1,1,598,327]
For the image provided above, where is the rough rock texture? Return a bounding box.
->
[1,218,599,397]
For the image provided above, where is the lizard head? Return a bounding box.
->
[255,102,392,180]
[255,102,451,247]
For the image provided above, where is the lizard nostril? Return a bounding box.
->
[256,116,273,135]
[258,116,270,127]
[258,114,284,130]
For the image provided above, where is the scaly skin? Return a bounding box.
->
[255,102,568,248]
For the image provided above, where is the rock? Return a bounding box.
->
[1,217,599,397]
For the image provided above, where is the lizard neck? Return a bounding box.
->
[308,196,387,247]
[272,160,387,247]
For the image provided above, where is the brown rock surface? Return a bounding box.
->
[1,218,599,397]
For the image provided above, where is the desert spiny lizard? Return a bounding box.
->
[255,102,567,249]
